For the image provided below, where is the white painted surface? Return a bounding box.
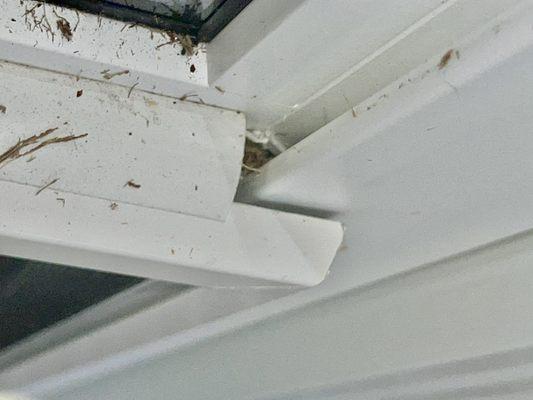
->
[207,0,522,145]
[8,3,533,398]
[268,0,522,147]
[0,179,343,287]
[19,225,533,400]
[3,0,519,149]
[0,61,343,289]
[240,0,533,295]
[0,60,242,219]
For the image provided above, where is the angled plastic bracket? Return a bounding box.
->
[0,60,343,287]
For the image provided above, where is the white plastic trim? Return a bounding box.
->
[0,179,343,287]
[0,60,343,287]
[10,226,533,399]
[0,60,242,219]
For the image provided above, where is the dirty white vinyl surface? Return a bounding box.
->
[0,61,343,287]
[0,61,243,220]
[0,179,343,287]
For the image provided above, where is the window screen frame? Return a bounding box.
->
[44,0,254,42]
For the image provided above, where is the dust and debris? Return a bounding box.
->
[438,49,453,69]
[35,178,59,196]
[242,164,262,173]
[23,2,55,42]
[178,34,195,57]
[76,89,83,97]
[17,133,88,159]
[102,69,130,80]
[154,31,195,57]
[0,105,6,114]
[171,248,175,255]
[120,22,136,32]
[214,86,225,94]
[26,155,36,163]
[139,114,150,127]
[110,202,118,210]
[0,128,87,169]
[156,30,178,49]
[438,49,455,69]
[56,197,65,207]
[177,93,204,105]
[125,179,141,189]
[351,108,357,118]
[116,38,126,58]
[128,82,139,98]
[53,10,73,41]
[189,64,196,73]
[145,98,158,107]
[73,9,80,32]
[242,139,274,175]
[179,93,198,101]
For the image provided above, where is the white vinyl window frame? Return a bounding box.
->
[1,0,532,397]
[0,2,343,288]
[0,0,344,385]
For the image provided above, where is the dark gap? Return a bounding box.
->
[0,255,142,350]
